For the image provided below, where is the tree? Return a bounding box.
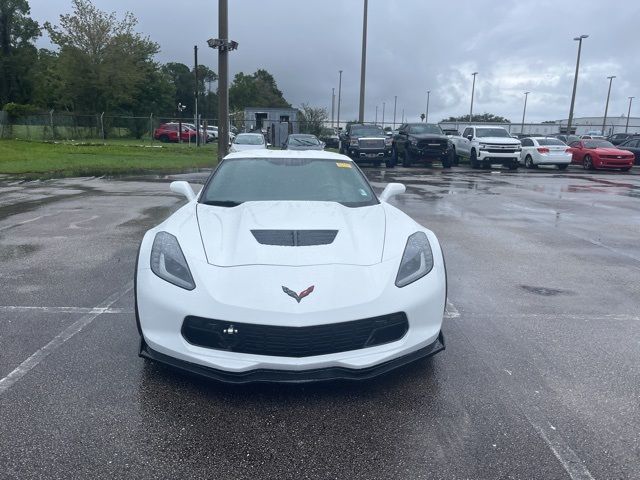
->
[442,113,511,123]
[298,104,328,136]
[229,69,289,111]
[44,0,163,114]
[0,0,41,106]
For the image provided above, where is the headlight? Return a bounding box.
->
[350,138,359,146]
[479,143,488,150]
[410,139,418,146]
[395,232,434,288]
[515,145,522,151]
[384,137,392,146]
[150,232,195,290]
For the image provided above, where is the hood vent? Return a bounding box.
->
[251,230,338,246]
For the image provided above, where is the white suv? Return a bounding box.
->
[452,126,522,170]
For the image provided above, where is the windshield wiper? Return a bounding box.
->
[201,200,243,207]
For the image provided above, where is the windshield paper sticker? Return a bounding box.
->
[336,162,352,168]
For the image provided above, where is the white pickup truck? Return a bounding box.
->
[450,126,522,170]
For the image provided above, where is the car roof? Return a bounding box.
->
[224,149,352,162]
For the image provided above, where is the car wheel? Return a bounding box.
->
[558,164,568,170]
[583,155,594,170]
[508,158,519,170]
[402,149,412,168]
[470,149,479,169]
[442,150,453,169]
[391,146,398,165]
[159,135,169,143]
[525,155,534,169]
[385,158,395,168]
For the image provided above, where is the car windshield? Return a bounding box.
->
[537,139,566,146]
[234,134,264,145]
[475,128,510,138]
[351,126,385,136]
[409,124,443,134]
[584,140,615,148]
[289,135,320,146]
[201,158,378,208]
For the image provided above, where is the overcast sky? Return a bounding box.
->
[28,0,640,123]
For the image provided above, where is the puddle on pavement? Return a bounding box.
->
[519,285,575,296]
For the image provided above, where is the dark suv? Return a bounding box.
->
[392,123,454,168]
[339,124,392,167]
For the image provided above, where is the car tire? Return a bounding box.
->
[525,155,534,169]
[442,150,453,169]
[391,146,398,165]
[385,158,395,168]
[402,149,412,168]
[583,155,594,170]
[508,159,519,170]
[470,149,480,169]
[558,164,568,170]
[159,135,169,143]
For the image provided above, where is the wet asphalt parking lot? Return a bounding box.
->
[0,165,639,479]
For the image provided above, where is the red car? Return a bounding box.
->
[567,139,634,171]
[153,123,197,143]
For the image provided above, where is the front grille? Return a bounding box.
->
[417,140,447,149]
[358,139,385,149]
[601,155,629,159]
[485,148,517,154]
[181,312,409,357]
[251,230,338,246]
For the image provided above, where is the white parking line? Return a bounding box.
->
[0,215,44,232]
[0,306,129,315]
[0,283,132,396]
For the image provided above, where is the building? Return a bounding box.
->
[555,116,640,136]
[242,107,299,133]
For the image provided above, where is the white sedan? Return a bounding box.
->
[229,133,266,153]
[519,137,572,170]
[135,150,446,383]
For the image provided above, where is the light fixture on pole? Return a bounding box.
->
[602,75,616,136]
[425,90,430,123]
[521,92,530,134]
[469,72,478,122]
[567,34,588,135]
[625,96,634,133]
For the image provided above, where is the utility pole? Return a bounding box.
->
[194,45,199,146]
[208,0,238,160]
[625,96,634,133]
[382,102,385,128]
[425,90,430,123]
[336,70,343,130]
[393,95,397,129]
[401,109,404,123]
[521,91,530,134]
[358,0,368,123]
[567,34,588,135]
[375,105,378,125]
[602,75,616,136]
[331,88,335,128]
[469,72,478,123]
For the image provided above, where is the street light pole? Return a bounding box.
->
[602,75,616,136]
[469,72,478,122]
[336,70,343,130]
[425,90,430,123]
[521,91,530,134]
[358,0,368,122]
[625,96,634,133]
[382,102,385,128]
[375,105,378,125]
[393,95,397,129]
[567,34,588,135]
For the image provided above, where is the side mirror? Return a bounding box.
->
[379,183,406,202]
[170,181,196,202]
[467,135,473,141]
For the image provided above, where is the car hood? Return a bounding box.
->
[477,137,521,145]
[592,147,633,155]
[196,201,385,267]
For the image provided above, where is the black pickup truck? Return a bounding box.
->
[392,123,454,168]
[339,123,393,167]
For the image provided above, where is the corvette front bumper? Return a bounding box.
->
[139,332,444,384]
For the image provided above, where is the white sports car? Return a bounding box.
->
[135,150,446,383]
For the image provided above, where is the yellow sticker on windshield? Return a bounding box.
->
[336,162,352,168]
